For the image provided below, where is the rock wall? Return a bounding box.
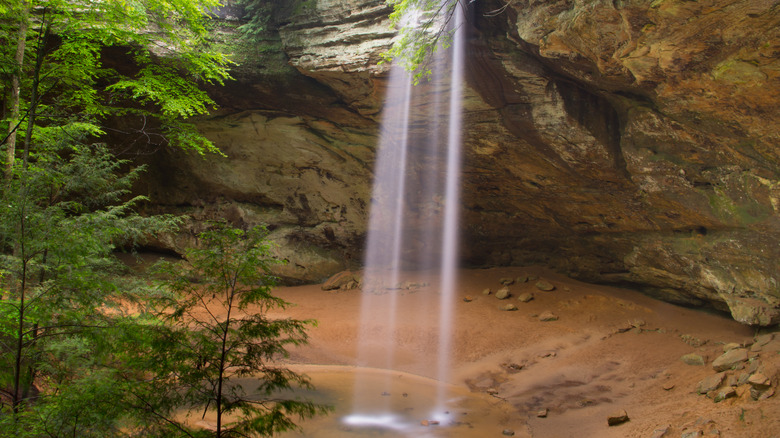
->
[134,0,780,325]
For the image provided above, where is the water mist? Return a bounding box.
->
[346,0,467,431]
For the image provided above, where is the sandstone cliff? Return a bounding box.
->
[135,0,780,325]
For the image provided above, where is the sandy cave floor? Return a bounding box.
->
[207,266,780,438]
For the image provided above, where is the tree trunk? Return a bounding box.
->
[23,18,49,169]
[5,5,28,180]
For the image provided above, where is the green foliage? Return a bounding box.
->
[235,0,273,40]
[382,0,460,84]
[0,0,232,158]
[150,223,328,437]
[0,142,180,435]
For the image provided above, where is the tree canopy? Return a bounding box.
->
[0,0,232,171]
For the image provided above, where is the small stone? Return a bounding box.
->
[681,353,707,366]
[421,419,440,426]
[502,429,515,436]
[723,342,742,352]
[495,286,511,300]
[754,333,774,347]
[321,270,359,291]
[535,280,555,291]
[536,408,548,418]
[538,311,558,321]
[681,334,707,347]
[712,348,748,371]
[697,372,725,394]
[650,424,670,438]
[517,292,534,302]
[607,409,629,426]
[662,382,675,391]
[381,391,390,396]
[747,372,771,389]
[516,274,529,283]
[499,277,515,285]
[714,387,736,402]
[501,303,518,311]
[737,372,751,385]
[482,288,492,295]
[757,387,775,400]
[680,429,702,438]
[463,296,473,302]
[501,362,524,372]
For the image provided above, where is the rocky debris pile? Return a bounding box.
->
[321,270,361,291]
[688,334,778,403]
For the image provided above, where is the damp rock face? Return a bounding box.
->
[128,0,780,324]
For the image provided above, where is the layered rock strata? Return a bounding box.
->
[133,0,780,325]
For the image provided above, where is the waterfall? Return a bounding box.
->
[347,0,466,429]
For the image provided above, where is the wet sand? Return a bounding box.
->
[207,266,780,437]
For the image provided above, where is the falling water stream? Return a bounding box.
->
[346,0,467,432]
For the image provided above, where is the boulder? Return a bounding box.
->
[696,372,725,394]
[321,270,361,291]
[535,280,555,292]
[495,287,511,300]
[607,410,629,426]
[712,348,748,372]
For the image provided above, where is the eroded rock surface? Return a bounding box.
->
[131,0,780,324]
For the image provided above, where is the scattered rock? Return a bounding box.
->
[662,382,675,391]
[713,387,736,402]
[482,288,492,295]
[496,286,511,300]
[754,333,774,346]
[536,408,548,418]
[696,372,725,394]
[722,342,742,352]
[463,296,473,302]
[517,292,534,303]
[535,280,555,291]
[501,362,524,373]
[420,419,439,426]
[538,311,558,321]
[712,348,748,371]
[681,353,706,366]
[751,333,774,352]
[502,429,515,436]
[737,372,751,385]
[321,270,360,291]
[680,429,702,438]
[755,387,775,401]
[650,424,670,438]
[681,334,707,347]
[747,372,772,389]
[501,303,518,311]
[516,274,529,283]
[607,409,629,426]
[499,277,515,285]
